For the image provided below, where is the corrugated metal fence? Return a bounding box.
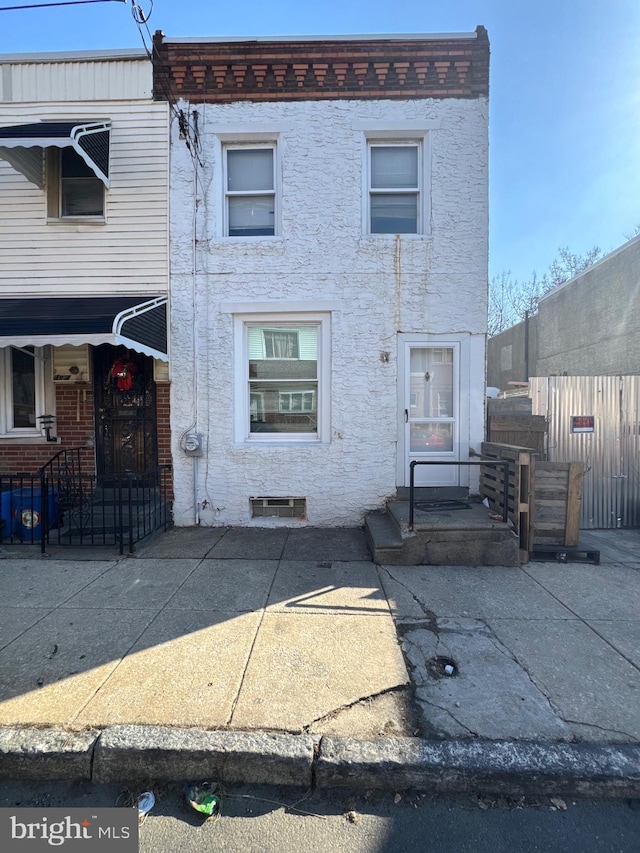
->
[530,376,640,529]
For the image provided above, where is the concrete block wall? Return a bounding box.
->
[487,235,640,391]
[537,236,640,376]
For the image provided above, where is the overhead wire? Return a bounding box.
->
[0,0,125,10]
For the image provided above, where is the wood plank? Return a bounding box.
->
[490,416,546,432]
[479,442,538,540]
[564,462,583,546]
[487,398,532,416]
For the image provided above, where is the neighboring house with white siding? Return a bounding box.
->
[0,49,171,488]
[154,29,490,527]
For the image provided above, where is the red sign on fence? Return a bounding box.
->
[571,415,595,433]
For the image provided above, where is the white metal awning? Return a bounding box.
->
[0,120,111,188]
[0,296,168,361]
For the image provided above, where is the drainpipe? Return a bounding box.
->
[194,456,200,526]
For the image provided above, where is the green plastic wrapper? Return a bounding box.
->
[183,783,221,817]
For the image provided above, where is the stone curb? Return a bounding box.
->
[316,737,640,798]
[1,727,640,799]
[0,728,99,781]
[92,726,315,787]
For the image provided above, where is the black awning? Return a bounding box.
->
[0,120,110,188]
[0,296,168,360]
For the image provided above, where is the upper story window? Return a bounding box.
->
[225,145,276,237]
[47,148,105,219]
[368,143,420,234]
[0,346,45,436]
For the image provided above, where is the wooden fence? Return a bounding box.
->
[480,442,583,560]
[480,442,536,554]
[486,398,547,458]
[530,461,583,548]
[486,415,547,457]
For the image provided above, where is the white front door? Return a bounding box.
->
[401,341,460,487]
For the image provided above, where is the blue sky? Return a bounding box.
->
[2,0,639,283]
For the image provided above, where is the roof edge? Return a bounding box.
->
[163,32,481,44]
[0,48,147,64]
[539,234,640,304]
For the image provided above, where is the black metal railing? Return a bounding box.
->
[1,449,172,555]
[409,459,509,529]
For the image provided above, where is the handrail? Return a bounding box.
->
[409,459,510,529]
[37,446,86,477]
[2,455,172,554]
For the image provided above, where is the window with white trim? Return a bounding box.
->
[47,148,105,219]
[224,145,276,237]
[235,313,330,442]
[368,143,421,234]
[0,346,45,436]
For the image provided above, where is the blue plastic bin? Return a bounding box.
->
[0,490,13,538]
[12,487,59,541]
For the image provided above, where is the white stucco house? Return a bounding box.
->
[154,27,490,527]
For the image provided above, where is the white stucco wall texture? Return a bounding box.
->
[169,97,488,527]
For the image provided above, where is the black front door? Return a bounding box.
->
[94,345,158,478]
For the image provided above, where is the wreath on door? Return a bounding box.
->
[109,357,137,391]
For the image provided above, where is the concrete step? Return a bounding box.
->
[365,500,519,566]
[364,512,403,562]
[58,501,168,542]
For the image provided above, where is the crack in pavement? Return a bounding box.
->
[301,684,409,732]
[379,567,439,634]
[560,718,638,742]
[399,636,437,685]
[483,633,573,725]
[417,696,478,737]
[522,566,640,674]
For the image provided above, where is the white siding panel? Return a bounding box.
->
[0,100,169,297]
[0,60,151,102]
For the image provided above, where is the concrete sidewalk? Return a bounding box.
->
[0,526,638,796]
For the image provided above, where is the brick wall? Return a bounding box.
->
[154,27,490,104]
[0,382,172,478]
[0,385,96,475]
[156,381,173,501]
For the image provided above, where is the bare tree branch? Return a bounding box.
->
[489,245,602,336]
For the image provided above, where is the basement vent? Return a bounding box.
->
[250,497,306,519]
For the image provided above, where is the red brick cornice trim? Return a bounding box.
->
[152,27,489,103]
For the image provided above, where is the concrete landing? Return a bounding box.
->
[365,500,520,566]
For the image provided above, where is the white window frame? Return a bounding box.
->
[46,148,105,221]
[362,130,432,238]
[368,142,421,235]
[0,346,47,437]
[233,312,331,444]
[223,143,278,238]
